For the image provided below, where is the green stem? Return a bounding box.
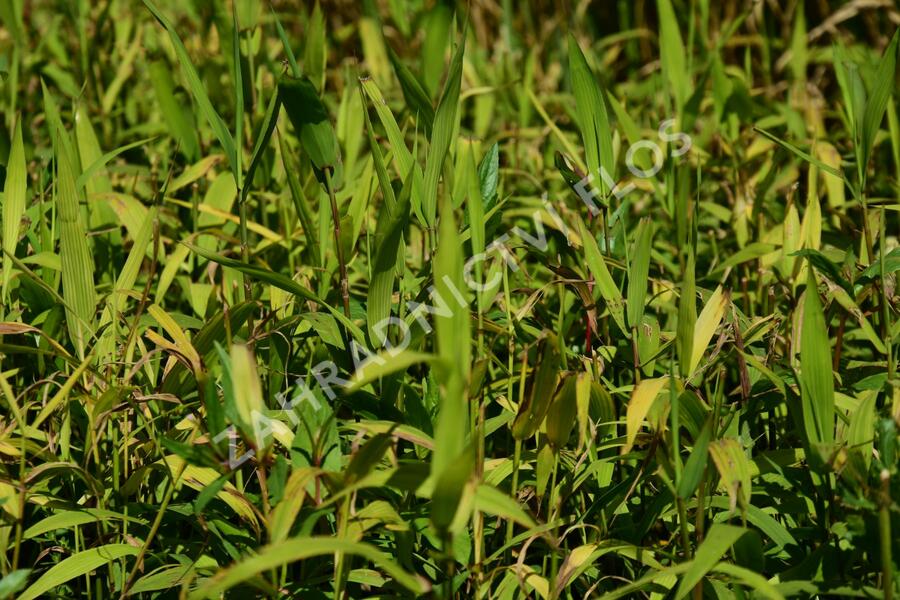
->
[880,469,894,600]
[325,169,352,322]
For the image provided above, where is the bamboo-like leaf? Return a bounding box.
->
[360,78,414,181]
[279,76,342,186]
[18,544,139,600]
[567,33,615,196]
[512,335,561,440]
[622,377,669,455]
[674,524,746,599]
[422,28,465,226]
[432,193,471,476]
[546,375,577,450]
[267,468,317,544]
[798,268,835,455]
[303,1,326,91]
[860,29,898,172]
[184,243,365,343]
[57,135,96,359]
[243,90,281,203]
[24,509,145,538]
[147,304,201,373]
[847,391,877,471]
[96,206,157,365]
[474,483,536,529]
[278,132,321,267]
[142,0,238,180]
[754,126,847,182]
[347,350,439,392]
[627,218,653,330]
[272,8,300,77]
[188,537,429,598]
[367,165,411,346]
[577,217,627,335]
[163,455,258,524]
[149,60,200,160]
[689,286,728,374]
[387,45,435,134]
[229,343,265,443]
[431,446,474,533]
[2,118,26,300]
[677,417,712,499]
[657,0,689,111]
[708,438,752,512]
[677,252,696,378]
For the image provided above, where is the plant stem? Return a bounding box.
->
[880,469,894,600]
[325,168,352,322]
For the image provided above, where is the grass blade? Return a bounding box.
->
[627,218,652,330]
[1,117,26,301]
[798,268,835,461]
[142,0,238,181]
[57,135,96,359]
[18,545,138,600]
[860,29,898,172]
[674,524,746,599]
[567,33,615,196]
[422,27,465,227]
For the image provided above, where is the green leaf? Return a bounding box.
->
[847,392,877,471]
[387,44,435,134]
[512,335,561,440]
[799,268,835,455]
[708,438,753,512]
[677,252,696,378]
[2,117,26,300]
[860,29,898,172]
[278,132,321,267]
[303,1,326,91]
[754,126,846,182]
[184,243,365,344]
[149,60,200,160]
[229,343,265,443]
[24,509,145,539]
[367,165,411,346]
[347,350,439,392]
[674,524,746,599]
[577,217,627,336]
[474,484,536,529]
[142,0,238,181]
[657,0,689,111]
[422,27,465,226]
[0,570,29,600]
[567,33,615,197]
[627,218,653,330]
[690,286,728,374]
[431,445,474,533]
[187,537,429,598]
[18,544,138,600]
[622,376,669,455]
[272,8,300,77]
[677,417,712,499]
[57,132,96,359]
[360,77,414,181]
[243,90,281,203]
[431,193,471,476]
[279,75,342,186]
[75,136,155,191]
[546,375,577,450]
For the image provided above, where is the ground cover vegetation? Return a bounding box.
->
[0,0,899,598]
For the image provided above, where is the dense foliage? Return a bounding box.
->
[0,0,899,598]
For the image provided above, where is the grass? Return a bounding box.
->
[0,0,899,598]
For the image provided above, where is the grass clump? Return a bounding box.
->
[0,1,899,598]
